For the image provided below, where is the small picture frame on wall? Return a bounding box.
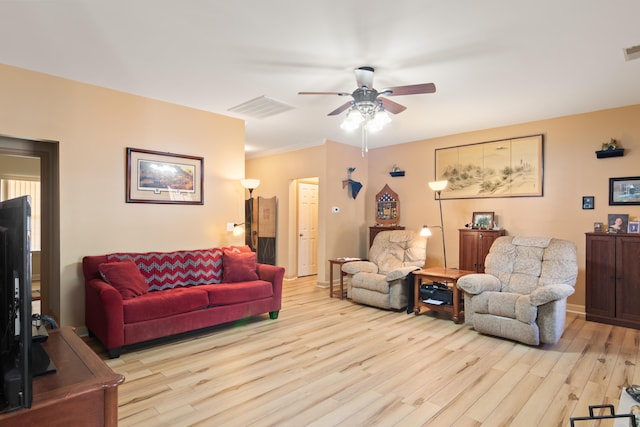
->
[629,221,640,234]
[607,214,629,233]
[593,222,603,232]
[582,196,594,210]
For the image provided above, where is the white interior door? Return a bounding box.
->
[297,181,318,277]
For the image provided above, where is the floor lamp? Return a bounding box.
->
[420,180,449,269]
[240,179,260,251]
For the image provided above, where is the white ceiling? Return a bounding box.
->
[1,1,639,159]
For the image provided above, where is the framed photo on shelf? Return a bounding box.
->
[607,214,629,233]
[471,211,494,229]
[582,196,594,210]
[629,221,640,234]
[593,222,603,232]
[609,176,640,205]
[126,147,204,205]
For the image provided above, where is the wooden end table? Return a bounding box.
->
[413,267,474,323]
[328,258,359,299]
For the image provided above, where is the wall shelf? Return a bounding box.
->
[596,148,624,158]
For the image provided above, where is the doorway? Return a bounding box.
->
[297,179,318,277]
[0,135,59,321]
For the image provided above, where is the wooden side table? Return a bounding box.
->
[413,267,474,323]
[328,258,359,299]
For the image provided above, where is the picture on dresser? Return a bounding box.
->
[629,221,640,233]
[607,214,629,233]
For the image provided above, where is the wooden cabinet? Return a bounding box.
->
[459,229,505,272]
[369,226,405,248]
[0,327,124,426]
[586,233,640,329]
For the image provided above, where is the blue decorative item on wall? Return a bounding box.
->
[342,167,363,199]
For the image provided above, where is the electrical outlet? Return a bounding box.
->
[227,222,235,232]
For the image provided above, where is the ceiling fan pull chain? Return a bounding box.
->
[362,121,368,157]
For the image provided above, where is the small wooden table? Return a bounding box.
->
[328,258,359,299]
[0,326,124,426]
[413,267,474,323]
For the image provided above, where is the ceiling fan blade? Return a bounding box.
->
[298,91,351,96]
[328,101,353,116]
[379,97,407,114]
[383,83,436,96]
[354,66,374,89]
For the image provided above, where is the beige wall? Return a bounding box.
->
[0,64,246,327]
[246,140,367,282]
[369,105,640,309]
[247,104,640,310]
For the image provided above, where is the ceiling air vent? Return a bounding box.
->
[623,44,640,61]
[228,96,294,119]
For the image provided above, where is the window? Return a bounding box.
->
[0,178,41,251]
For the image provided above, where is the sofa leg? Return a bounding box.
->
[107,347,122,359]
[269,311,279,319]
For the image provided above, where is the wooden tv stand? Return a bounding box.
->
[0,326,124,426]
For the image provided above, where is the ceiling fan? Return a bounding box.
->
[299,66,436,155]
[298,66,436,117]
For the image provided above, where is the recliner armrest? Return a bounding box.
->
[385,266,419,282]
[457,274,501,295]
[342,261,378,275]
[529,284,575,306]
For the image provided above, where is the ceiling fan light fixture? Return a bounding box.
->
[366,109,391,133]
[340,107,364,131]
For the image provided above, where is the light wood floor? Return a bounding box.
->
[85,276,640,426]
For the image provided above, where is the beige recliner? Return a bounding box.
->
[342,230,426,310]
[457,236,577,345]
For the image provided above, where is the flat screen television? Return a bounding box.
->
[0,195,53,412]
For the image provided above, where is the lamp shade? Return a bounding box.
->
[428,180,448,192]
[240,179,260,190]
[420,225,433,237]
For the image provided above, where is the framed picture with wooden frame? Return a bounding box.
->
[435,134,543,200]
[471,211,495,229]
[126,147,204,205]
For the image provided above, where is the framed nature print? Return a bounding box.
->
[126,147,204,205]
[435,134,543,199]
[471,211,494,229]
[609,176,640,205]
[582,196,594,210]
[607,214,629,233]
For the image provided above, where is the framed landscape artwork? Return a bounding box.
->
[126,147,204,205]
[435,134,543,200]
[471,211,494,229]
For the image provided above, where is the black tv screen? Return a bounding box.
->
[0,195,32,411]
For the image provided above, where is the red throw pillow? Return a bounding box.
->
[99,259,148,299]
[222,250,259,283]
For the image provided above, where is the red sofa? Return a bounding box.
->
[82,246,284,358]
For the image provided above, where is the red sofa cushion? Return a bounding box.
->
[201,281,273,306]
[222,250,259,282]
[123,287,209,323]
[99,260,148,300]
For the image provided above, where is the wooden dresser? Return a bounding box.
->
[585,232,640,329]
[459,229,505,273]
[0,327,124,426]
